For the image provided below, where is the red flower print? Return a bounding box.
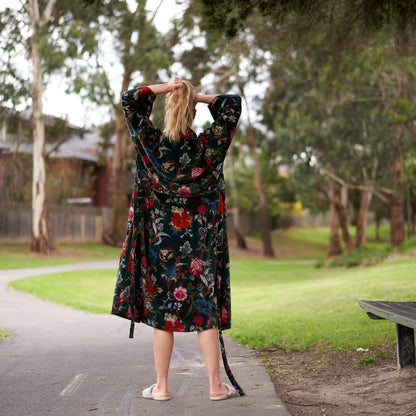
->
[178,185,192,197]
[162,320,185,332]
[128,206,134,221]
[193,315,203,326]
[142,155,150,165]
[190,258,203,277]
[197,205,207,215]
[116,293,124,305]
[173,286,188,302]
[144,197,155,212]
[221,307,230,323]
[170,211,191,229]
[151,176,161,189]
[145,281,158,296]
[120,241,127,257]
[191,167,204,178]
[218,194,224,214]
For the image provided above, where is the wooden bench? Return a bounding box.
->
[359,300,416,369]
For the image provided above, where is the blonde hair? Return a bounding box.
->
[164,80,195,142]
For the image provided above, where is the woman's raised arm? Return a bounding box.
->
[195,94,219,104]
[147,77,183,95]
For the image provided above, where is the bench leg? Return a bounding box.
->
[396,324,415,369]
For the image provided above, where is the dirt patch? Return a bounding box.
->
[260,345,416,416]
[229,236,416,415]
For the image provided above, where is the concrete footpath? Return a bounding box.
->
[0,262,291,416]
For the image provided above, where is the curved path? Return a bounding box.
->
[0,262,291,416]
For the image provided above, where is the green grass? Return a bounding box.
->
[281,224,391,246]
[9,269,115,314]
[0,328,11,341]
[0,243,120,269]
[9,256,416,352]
[277,226,332,245]
[229,257,416,350]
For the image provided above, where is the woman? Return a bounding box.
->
[111,76,243,401]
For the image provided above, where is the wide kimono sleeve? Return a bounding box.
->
[203,94,242,166]
[121,86,159,149]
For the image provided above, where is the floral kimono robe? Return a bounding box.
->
[111,86,244,394]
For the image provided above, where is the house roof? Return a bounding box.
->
[0,132,105,162]
[0,108,115,162]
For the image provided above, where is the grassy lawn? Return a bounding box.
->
[0,328,11,341]
[229,257,416,350]
[8,255,416,351]
[9,269,115,315]
[278,224,391,246]
[0,243,120,269]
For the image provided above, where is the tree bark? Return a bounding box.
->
[389,157,404,247]
[333,184,354,251]
[355,188,373,248]
[29,0,51,253]
[375,215,381,241]
[405,183,412,239]
[247,122,275,257]
[327,181,342,256]
[239,85,274,257]
[109,70,133,246]
[390,193,404,246]
[227,149,247,249]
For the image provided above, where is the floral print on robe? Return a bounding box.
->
[111,86,242,334]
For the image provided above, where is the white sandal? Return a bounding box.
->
[209,383,238,401]
[142,384,171,401]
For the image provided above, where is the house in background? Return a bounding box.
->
[0,107,112,207]
[0,108,115,244]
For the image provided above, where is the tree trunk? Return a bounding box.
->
[30,3,51,253]
[405,183,412,239]
[390,193,404,247]
[411,187,416,236]
[355,188,373,248]
[390,157,404,247]
[227,149,247,249]
[375,215,381,241]
[327,181,342,256]
[246,122,275,257]
[333,184,354,251]
[109,70,133,246]
[239,86,274,257]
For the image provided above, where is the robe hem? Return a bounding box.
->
[111,310,231,333]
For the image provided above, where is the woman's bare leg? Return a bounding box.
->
[197,328,229,397]
[152,328,173,398]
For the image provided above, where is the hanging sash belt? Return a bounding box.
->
[219,330,245,396]
[126,185,244,395]
[129,188,145,339]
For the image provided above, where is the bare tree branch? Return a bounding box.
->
[148,0,165,25]
[318,163,394,197]
[40,0,57,26]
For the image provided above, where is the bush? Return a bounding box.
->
[400,235,416,251]
[328,245,392,268]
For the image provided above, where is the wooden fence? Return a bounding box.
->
[0,201,104,244]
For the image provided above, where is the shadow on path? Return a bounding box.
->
[0,262,291,416]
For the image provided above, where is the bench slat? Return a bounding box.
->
[359,301,416,329]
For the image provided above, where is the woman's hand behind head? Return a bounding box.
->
[167,76,183,91]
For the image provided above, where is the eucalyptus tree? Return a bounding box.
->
[262,33,416,250]
[79,0,173,245]
[0,1,99,253]
[197,0,416,250]
[181,3,276,256]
